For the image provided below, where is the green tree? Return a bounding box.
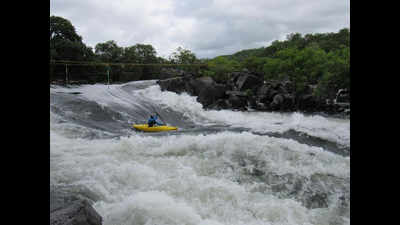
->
[204,56,241,82]
[123,44,158,64]
[315,46,349,98]
[50,15,94,61]
[262,46,329,94]
[169,47,198,64]
[263,57,284,80]
[50,16,82,42]
[95,40,124,62]
[242,56,269,75]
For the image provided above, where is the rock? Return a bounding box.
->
[225,91,248,97]
[189,76,227,107]
[247,96,258,109]
[257,83,282,102]
[50,199,102,225]
[227,70,262,92]
[208,99,231,110]
[271,82,281,90]
[198,85,227,107]
[270,94,284,110]
[50,186,102,225]
[255,102,269,111]
[282,81,294,93]
[335,88,350,103]
[157,77,190,94]
[158,74,344,114]
[188,76,215,96]
[256,84,269,97]
[281,94,295,110]
[235,74,262,91]
[158,76,227,108]
[228,94,247,110]
[228,71,242,81]
[297,94,318,111]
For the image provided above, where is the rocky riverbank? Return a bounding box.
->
[50,185,103,225]
[157,69,350,118]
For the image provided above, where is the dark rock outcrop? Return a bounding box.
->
[235,74,262,91]
[228,94,247,110]
[270,94,284,110]
[50,186,102,225]
[156,69,349,115]
[158,75,227,108]
[157,76,193,94]
[188,76,228,107]
[208,99,231,110]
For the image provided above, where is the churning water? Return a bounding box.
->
[50,80,350,225]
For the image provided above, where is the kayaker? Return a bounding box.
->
[148,115,163,127]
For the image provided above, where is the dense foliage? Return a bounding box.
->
[204,29,350,99]
[50,16,94,61]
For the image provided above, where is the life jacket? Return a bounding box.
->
[148,116,156,127]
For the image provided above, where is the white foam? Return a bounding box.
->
[100,191,202,225]
[50,81,350,224]
[50,130,349,225]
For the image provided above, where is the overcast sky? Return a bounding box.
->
[50,0,349,59]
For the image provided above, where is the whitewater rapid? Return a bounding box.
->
[50,81,350,225]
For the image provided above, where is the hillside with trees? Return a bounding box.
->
[203,29,349,100]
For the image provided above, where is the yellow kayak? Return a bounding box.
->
[133,124,178,132]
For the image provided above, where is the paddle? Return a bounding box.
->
[155,112,167,126]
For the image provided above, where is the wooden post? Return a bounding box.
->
[65,64,68,85]
[107,66,110,88]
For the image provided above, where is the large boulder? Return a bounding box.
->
[335,89,350,103]
[50,199,102,225]
[158,76,227,108]
[208,99,231,110]
[229,94,247,110]
[270,94,284,110]
[225,91,250,110]
[189,76,228,107]
[235,74,262,91]
[257,84,277,103]
[282,81,294,94]
[281,94,295,110]
[50,186,102,225]
[256,80,291,104]
[227,70,262,92]
[247,96,258,109]
[198,84,227,108]
[157,76,192,94]
[297,94,319,112]
[188,76,215,96]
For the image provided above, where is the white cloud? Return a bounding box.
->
[50,0,349,59]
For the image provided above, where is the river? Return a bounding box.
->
[50,80,350,225]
